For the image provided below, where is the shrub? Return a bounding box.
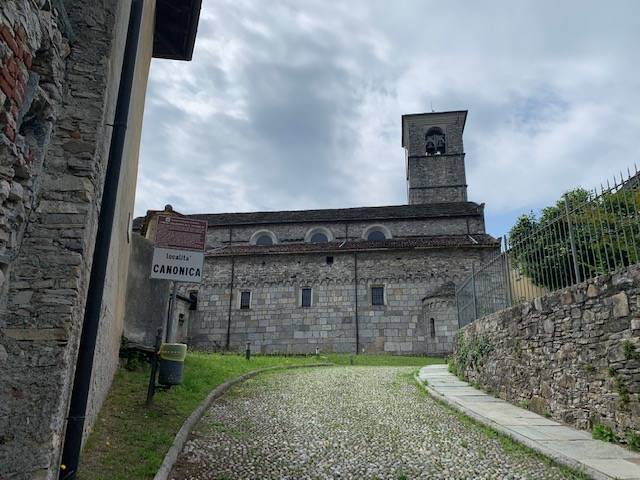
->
[592,424,617,443]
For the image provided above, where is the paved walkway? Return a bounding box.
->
[418,364,640,480]
[172,366,586,479]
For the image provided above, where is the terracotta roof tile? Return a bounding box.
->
[206,234,499,257]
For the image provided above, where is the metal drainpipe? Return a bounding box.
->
[59,1,143,478]
[226,256,235,350]
[354,252,360,354]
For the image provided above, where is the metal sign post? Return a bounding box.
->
[166,282,178,343]
[146,215,207,404]
[151,214,207,342]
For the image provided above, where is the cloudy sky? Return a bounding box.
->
[135,0,640,236]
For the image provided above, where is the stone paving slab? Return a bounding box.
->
[508,425,593,441]
[578,458,640,480]
[418,364,640,480]
[426,378,468,386]
[434,386,491,396]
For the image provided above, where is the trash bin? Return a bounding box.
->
[158,343,187,386]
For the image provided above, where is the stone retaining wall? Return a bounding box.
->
[0,1,155,478]
[455,264,640,443]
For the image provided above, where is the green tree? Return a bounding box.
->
[508,187,640,290]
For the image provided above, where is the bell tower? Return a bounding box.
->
[402,110,468,204]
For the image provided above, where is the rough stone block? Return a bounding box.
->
[612,292,629,318]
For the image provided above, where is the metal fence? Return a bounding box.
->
[456,168,640,327]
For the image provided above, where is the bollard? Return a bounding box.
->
[245,341,251,360]
[315,346,319,356]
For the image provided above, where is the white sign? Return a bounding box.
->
[151,215,207,283]
[151,247,204,283]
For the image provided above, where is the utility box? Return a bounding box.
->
[158,343,187,385]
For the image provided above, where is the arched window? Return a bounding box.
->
[362,224,392,242]
[425,127,445,155]
[255,234,273,246]
[367,230,386,241]
[249,230,278,246]
[305,227,334,244]
[310,232,328,243]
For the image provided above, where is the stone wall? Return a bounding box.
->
[455,264,640,443]
[191,248,495,355]
[205,216,486,248]
[407,154,468,204]
[174,294,194,344]
[0,1,155,478]
[123,234,170,346]
[423,289,457,355]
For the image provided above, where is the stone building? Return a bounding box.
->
[0,1,201,478]
[138,110,500,356]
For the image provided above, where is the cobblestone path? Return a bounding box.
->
[171,367,578,480]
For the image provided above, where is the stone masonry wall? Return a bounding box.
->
[456,264,640,443]
[123,234,170,346]
[204,216,486,248]
[407,154,468,204]
[191,248,496,355]
[423,295,457,355]
[0,1,134,478]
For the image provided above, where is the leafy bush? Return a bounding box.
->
[592,424,617,443]
[627,432,640,451]
[509,187,640,290]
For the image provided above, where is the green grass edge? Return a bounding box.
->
[78,353,443,480]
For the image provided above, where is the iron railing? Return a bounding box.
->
[456,167,640,327]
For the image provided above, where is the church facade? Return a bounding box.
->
[138,111,499,355]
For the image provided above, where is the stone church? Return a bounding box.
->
[137,110,499,355]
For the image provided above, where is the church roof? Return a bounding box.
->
[205,233,499,257]
[138,202,485,229]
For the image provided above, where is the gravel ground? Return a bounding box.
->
[171,367,577,480]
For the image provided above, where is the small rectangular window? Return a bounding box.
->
[326,256,334,265]
[240,291,251,309]
[371,286,384,306]
[301,287,312,308]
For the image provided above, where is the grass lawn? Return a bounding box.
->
[77,352,443,480]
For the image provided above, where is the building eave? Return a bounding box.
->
[153,0,202,61]
[205,234,500,258]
